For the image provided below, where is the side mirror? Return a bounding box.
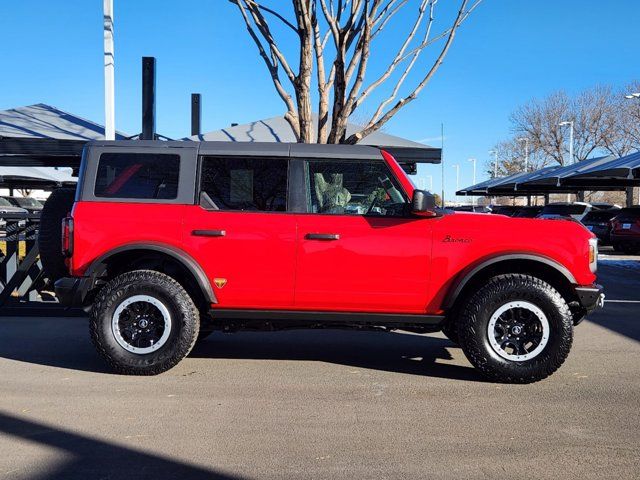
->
[411,190,438,217]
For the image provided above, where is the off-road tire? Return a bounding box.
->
[90,270,200,375]
[38,187,76,282]
[457,274,573,384]
[441,321,459,344]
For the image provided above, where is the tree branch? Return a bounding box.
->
[346,0,473,144]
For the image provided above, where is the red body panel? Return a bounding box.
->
[294,214,432,313]
[425,213,596,313]
[182,208,297,308]
[70,152,597,315]
[71,202,186,275]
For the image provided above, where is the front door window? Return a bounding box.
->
[305,160,408,216]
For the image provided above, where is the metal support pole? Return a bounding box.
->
[141,57,156,140]
[468,158,476,206]
[626,187,634,207]
[191,93,201,137]
[453,164,460,204]
[441,123,445,207]
[103,0,115,140]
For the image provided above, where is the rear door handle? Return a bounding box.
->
[192,229,226,237]
[305,233,340,241]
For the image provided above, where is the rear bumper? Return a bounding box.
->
[54,277,93,308]
[575,284,605,313]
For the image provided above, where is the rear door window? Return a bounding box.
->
[95,153,180,199]
[200,156,288,211]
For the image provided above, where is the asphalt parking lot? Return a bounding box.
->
[0,254,639,480]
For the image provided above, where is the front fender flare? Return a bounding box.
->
[442,253,577,310]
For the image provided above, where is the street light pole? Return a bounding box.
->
[489,150,498,178]
[559,121,574,202]
[103,0,115,140]
[468,158,477,206]
[517,137,529,172]
[623,93,640,206]
[559,121,574,166]
[452,164,460,204]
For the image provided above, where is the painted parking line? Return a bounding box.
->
[604,300,640,304]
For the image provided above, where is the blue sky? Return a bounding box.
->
[1,0,639,200]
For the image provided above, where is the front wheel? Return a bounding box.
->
[90,270,200,375]
[457,274,573,383]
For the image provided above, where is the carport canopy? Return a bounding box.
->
[0,166,76,189]
[566,151,640,186]
[458,152,640,197]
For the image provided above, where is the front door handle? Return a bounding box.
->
[305,233,340,241]
[192,229,226,237]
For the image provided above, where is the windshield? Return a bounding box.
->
[0,198,13,207]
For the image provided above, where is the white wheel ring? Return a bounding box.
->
[487,301,550,362]
[111,295,172,354]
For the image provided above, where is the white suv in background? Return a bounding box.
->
[538,202,592,222]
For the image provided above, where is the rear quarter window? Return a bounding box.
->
[94,153,180,199]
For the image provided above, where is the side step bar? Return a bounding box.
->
[209,309,444,327]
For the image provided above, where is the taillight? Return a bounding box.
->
[62,216,73,257]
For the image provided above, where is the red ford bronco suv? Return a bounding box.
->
[44,141,603,382]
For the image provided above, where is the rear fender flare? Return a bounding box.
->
[86,243,217,304]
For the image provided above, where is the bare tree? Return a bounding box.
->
[510,91,570,165]
[510,86,616,166]
[487,137,550,177]
[603,81,640,156]
[229,0,481,143]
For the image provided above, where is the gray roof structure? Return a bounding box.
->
[458,153,640,197]
[0,103,129,140]
[516,155,616,191]
[568,151,640,184]
[457,171,533,195]
[187,114,441,164]
[0,166,76,189]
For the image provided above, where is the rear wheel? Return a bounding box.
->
[457,274,573,383]
[90,270,199,375]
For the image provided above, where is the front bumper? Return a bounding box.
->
[575,284,605,313]
[54,277,93,308]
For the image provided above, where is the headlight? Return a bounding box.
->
[588,237,598,273]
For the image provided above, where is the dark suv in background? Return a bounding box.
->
[610,207,640,254]
[581,209,621,245]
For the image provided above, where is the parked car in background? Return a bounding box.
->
[2,196,44,214]
[610,207,640,254]
[581,209,621,245]
[452,205,491,213]
[490,205,522,217]
[513,206,543,218]
[590,202,621,211]
[0,198,28,230]
[538,202,592,222]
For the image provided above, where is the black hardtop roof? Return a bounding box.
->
[86,140,383,160]
[85,140,441,164]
